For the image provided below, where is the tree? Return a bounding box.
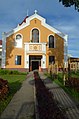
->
[59,0,79,11]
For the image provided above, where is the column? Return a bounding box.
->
[26,55,29,68]
[2,32,6,68]
[24,44,29,69]
[41,55,46,68]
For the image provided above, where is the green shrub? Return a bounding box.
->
[57,73,63,84]
[0,69,27,75]
[10,70,20,75]
[0,69,10,75]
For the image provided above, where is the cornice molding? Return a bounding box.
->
[6,13,67,40]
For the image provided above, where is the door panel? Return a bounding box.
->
[32,61,39,70]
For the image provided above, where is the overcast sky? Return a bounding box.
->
[0,0,79,57]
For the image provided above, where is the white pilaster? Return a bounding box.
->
[42,43,46,53]
[64,35,68,69]
[2,32,6,68]
[41,55,46,68]
[24,44,26,68]
[24,44,29,68]
[26,55,29,68]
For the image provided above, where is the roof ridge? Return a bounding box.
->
[19,16,29,26]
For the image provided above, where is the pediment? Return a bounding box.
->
[6,12,67,41]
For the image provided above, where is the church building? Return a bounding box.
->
[2,10,68,72]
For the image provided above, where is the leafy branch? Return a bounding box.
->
[59,0,79,11]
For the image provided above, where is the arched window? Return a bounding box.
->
[49,35,54,48]
[32,29,39,43]
[16,34,22,39]
[15,34,22,48]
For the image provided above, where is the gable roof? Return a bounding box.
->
[5,11,68,41]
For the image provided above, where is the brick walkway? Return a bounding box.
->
[0,71,79,119]
[39,72,79,119]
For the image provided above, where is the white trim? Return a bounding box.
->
[15,33,23,48]
[30,27,41,43]
[47,34,54,42]
[15,33,23,39]
[47,34,56,48]
[2,32,6,68]
[24,44,29,68]
[24,44,26,68]
[41,55,46,68]
[24,42,47,45]
[0,45,2,48]
[64,35,68,68]
[26,55,29,68]
[24,42,46,54]
[5,12,67,40]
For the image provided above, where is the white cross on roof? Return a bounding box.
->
[34,10,38,14]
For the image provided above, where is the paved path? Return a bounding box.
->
[39,72,79,119]
[0,72,35,119]
[0,71,79,119]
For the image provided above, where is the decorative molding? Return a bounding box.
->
[24,43,46,54]
[30,27,41,43]
[15,33,23,48]
[5,12,67,40]
[47,34,56,48]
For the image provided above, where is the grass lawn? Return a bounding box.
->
[0,74,27,115]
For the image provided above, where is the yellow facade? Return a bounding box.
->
[2,12,66,72]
